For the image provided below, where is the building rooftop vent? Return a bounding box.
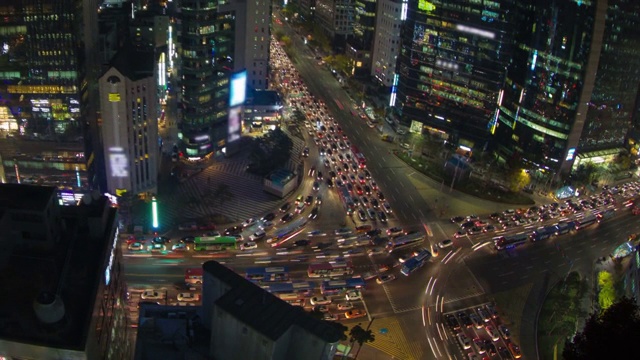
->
[33,291,66,325]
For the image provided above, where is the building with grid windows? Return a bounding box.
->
[346,0,377,78]
[315,0,356,51]
[371,0,403,89]
[0,0,101,193]
[396,0,515,151]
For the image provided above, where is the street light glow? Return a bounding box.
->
[152,197,159,229]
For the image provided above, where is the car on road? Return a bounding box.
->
[310,296,331,305]
[498,346,511,359]
[322,313,338,321]
[357,209,367,222]
[484,340,497,356]
[486,303,499,319]
[344,309,367,319]
[508,342,522,359]
[498,325,510,339]
[262,212,276,221]
[152,236,170,244]
[450,216,465,223]
[387,227,404,237]
[466,227,483,235]
[141,290,164,300]
[241,241,258,251]
[477,307,491,323]
[171,243,188,251]
[304,196,313,205]
[473,338,486,354]
[335,228,352,236]
[313,181,320,191]
[367,208,377,220]
[242,218,257,227]
[438,239,453,248]
[180,235,195,243]
[309,207,319,220]
[295,202,306,213]
[177,293,199,302]
[337,302,353,311]
[457,333,471,349]
[249,230,266,241]
[377,211,387,223]
[485,325,500,341]
[279,202,291,213]
[457,312,473,328]
[280,213,294,223]
[294,239,311,247]
[376,274,396,284]
[453,231,466,238]
[128,242,145,251]
[469,312,484,329]
[313,305,329,313]
[445,314,460,331]
[224,225,242,235]
[345,290,361,301]
[260,221,274,230]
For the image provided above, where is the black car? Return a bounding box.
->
[377,211,387,223]
[224,226,242,235]
[309,207,319,220]
[262,212,276,221]
[371,199,379,208]
[304,196,313,205]
[312,242,332,250]
[152,236,170,244]
[484,340,497,356]
[180,236,195,243]
[281,213,294,223]
[445,314,460,330]
[279,202,291,213]
[450,216,465,223]
[489,212,501,220]
[377,192,385,201]
[294,239,311,247]
[457,312,473,328]
[366,229,382,238]
[498,346,511,359]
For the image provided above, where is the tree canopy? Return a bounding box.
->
[247,128,293,176]
[563,297,640,360]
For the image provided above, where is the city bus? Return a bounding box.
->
[245,266,290,283]
[193,236,238,251]
[385,232,424,253]
[261,281,316,297]
[307,261,354,278]
[337,185,355,214]
[320,277,366,295]
[574,214,597,230]
[350,145,367,168]
[554,222,573,236]
[184,267,203,286]
[268,217,307,247]
[529,225,556,242]
[494,233,529,251]
[401,249,432,276]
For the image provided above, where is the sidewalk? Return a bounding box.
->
[342,316,423,360]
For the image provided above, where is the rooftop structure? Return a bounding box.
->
[0,184,130,359]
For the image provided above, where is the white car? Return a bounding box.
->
[260,221,274,230]
[141,290,164,300]
[128,242,145,251]
[345,290,361,301]
[177,293,199,302]
[310,296,332,305]
[457,333,471,349]
[249,230,266,241]
[438,239,454,248]
[242,218,257,227]
[241,241,258,251]
[485,326,500,341]
[337,302,354,311]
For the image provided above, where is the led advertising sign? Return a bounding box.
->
[229,70,247,107]
[108,147,129,178]
[228,106,242,143]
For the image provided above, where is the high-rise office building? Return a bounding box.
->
[371,0,402,89]
[315,0,355,51]
[396,0,515,151]
[577,0,640,159]
[178,0,232,158]
[346,0,376,77]
[492,0,606,174]
[0,0,101,193]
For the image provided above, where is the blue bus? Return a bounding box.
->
[245,266,290,282]
[268,217,308,247]
[401,249,432,276]
[530,225,556,242]
[494,233,529,251]
[574,214,597,230]
[385,232,424,253]
[320,277,366,295]
[261,281,316,296]
[553,221,573,236]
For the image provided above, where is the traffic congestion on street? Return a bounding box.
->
[121,12,640,360]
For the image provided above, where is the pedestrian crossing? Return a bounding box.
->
[351,316,423,360]
[152,135,308,228]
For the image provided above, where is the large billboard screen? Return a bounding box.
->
[229,70,247,107]
[228,106,242,143]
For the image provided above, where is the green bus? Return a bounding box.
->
[193,236,238,251]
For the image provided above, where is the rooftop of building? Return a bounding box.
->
[108,45,155,81]
[0,183,56,212]
[0,191,117,350]
[266,168,295,184]
[246,89,283,106]
[204,261,342,343]
[134,305,211,360]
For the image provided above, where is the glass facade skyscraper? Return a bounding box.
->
[179,0,233,158]
[0,0,100,190]
[396,0,515,150]
[578,0,640,152]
